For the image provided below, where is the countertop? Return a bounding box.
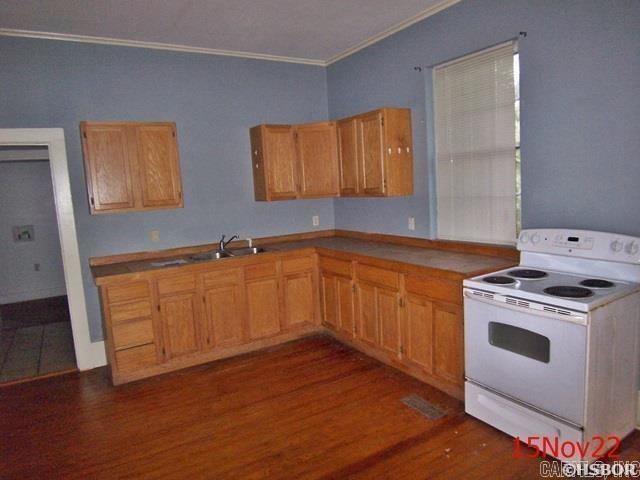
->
[91,235,517,283]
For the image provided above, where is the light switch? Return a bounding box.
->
[312,215,320,227]
[408,217,416,231]
[149,230,160,242]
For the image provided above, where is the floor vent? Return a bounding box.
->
[401,394,446,420]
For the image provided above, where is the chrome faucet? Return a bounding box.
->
[218,234,239,252]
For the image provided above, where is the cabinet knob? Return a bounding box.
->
[254,149,258,156]
[406,147,411,153]
[387,147,392,155]
[397,147,402,154]
[255,163,259,169]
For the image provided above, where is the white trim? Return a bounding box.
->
[0,128,105,371]
[0,0,460,67]
[0,286,67,305]
[325,0,461,65]
[0,29,326,66]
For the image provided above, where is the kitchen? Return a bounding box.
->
[1,0,639,478]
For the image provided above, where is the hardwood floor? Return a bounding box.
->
[2,335,639,479]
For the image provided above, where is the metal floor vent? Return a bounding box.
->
[401,394,446,420]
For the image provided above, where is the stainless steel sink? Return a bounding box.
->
[229,247,267,256]
[189,250,233,261]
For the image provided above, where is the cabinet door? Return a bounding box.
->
[378,287,401,358]
[135,124,183,208]
[433,303,464,386]
[359,111,385,195]
[355,282,378,347]
[403,293,434,372]
[283,271,314,329]
[293,121,339,198]
[337,276,355,337]
[337,118,360,196]
[81,123,135,213]
[159,292,201,360]
[246,277,281,339]
[321,273,339,330]
[264,125,298,200]
[203,284,243,348]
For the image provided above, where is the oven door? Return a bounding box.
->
[464,290,587,425]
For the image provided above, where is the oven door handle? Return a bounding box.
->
[463,290,588,324]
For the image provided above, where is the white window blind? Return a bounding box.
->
[433,42,517,244]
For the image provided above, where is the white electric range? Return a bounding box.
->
[463,229,640,462]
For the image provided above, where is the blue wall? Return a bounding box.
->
[327,0,640,239]
[0,37,331,341]
[1,0,639,342]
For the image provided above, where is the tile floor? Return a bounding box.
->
[0,297,76,383]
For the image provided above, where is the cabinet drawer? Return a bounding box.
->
[157,273,197,295]
[282,256,314,274]
[110,300,153,324]
[245,262,277,280]
[405,275,462,305]
[112,319,154,350]
[202,268,241,288]
[319,256,351,278]
[355,264,399,289]
[107,281,150,304]
[115,343,157,374]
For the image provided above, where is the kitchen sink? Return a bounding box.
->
[189,250,233,261]
[229,247,267,256]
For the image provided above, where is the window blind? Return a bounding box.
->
[433,42,517,244]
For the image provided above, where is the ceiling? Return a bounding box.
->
[0,0,459,65]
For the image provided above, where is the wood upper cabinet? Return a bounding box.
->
[250,125,298,201]
[336,118,359,196]
[295,122,339,198]
[250,122,338,201]
[245,262,281,340]
[338,108,413,197]
[80,121,183,214]
[201,268,245,349]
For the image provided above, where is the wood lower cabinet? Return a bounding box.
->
[201,268,245,348]
[432,302,464,385]
[319,257,354,338]
[245,262,281,340]
[80,121,183,214]
[159,292,201,360]
[100,280,161,380]
[281,256,316,329]
[403,293,434,372]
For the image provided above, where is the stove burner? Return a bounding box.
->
[483,276,516,285]
[544,286,594,298]
[508,269,548,279]
[580,279,615,289]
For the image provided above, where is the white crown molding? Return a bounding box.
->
[0,28,326,66]
[0,0,459,67]
[325,0,461,65]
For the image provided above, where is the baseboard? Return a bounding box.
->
[84,340,107,370]
[0,286,67,305]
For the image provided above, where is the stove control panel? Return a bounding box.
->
[518,229,640,263]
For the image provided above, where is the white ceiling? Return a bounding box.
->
[0,0,459,65]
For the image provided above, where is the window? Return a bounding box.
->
[433,42,520,244]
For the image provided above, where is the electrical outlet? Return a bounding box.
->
[34,263,40,272]
[312,215,320,227]
[408,217,416,231]
[149,230,160,242]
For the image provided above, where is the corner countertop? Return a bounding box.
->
[91,234,518,284]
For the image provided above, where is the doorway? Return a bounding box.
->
[0,129,101,382]
[0,148,76,381]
